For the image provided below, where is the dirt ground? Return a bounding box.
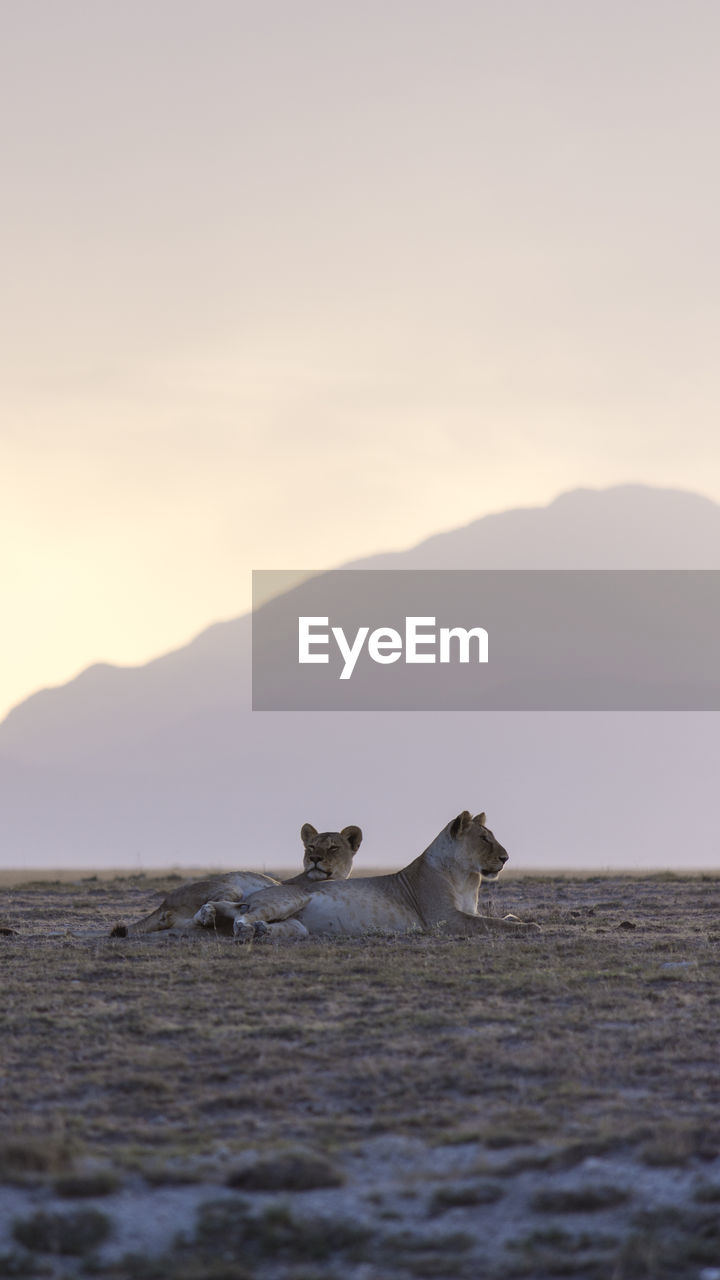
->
[1,871,719,1278]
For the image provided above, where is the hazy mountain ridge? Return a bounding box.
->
[1,484,718,867]
[346,485,720,569]
[4,484,720,760]
[0,616,251,764]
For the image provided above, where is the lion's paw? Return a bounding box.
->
[193,902,217,928]
[233,918,254,943]
[502,913,541,932]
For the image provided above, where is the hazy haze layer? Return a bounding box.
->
[1,486,718,872]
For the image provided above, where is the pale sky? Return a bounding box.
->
[2,0,720,721]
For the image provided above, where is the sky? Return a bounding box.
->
[2,0,720,722]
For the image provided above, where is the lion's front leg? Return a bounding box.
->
[232,884,312,925]
[442,909,541,936]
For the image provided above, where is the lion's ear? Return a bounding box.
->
[474,812,487,827]
[340,825,362,854]
[450,811,473,840]
[301,823,318,846]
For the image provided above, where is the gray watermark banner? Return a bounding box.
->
[252,570,720,710]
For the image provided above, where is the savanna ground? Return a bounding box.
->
[1,871,720,1279]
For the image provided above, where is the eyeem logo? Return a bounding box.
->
[298,616,489,680]
[254,569,720,711]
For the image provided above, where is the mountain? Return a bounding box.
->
[1,484,718,869]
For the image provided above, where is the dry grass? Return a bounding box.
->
[2,873,720,1162]
[1,872,720,1277]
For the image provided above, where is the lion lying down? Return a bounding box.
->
[195,811,539,941]
[110,823,362,937]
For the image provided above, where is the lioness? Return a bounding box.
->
[199,811,538,941]
[110,823,362,937]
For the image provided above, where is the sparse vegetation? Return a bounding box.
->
[1,871,720,1278]
[614,1206,720,1278]
[194,1199,370,1262]
[428,1180,504,1214]
[53,1171,119,1198]
[0,1252,52,1277]
[226,1149,344,1191]
[0,1137,76,1185]
[530,1183,630,1212]
[12,1208,111,1255]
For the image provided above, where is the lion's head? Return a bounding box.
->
[448,811,508,881]
[300,823,362,881]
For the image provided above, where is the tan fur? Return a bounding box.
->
[110,823,362,937]
[220,811,539,942]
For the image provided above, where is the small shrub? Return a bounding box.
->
[491,1150,556,1175]
[0,1138,75,1184]
[53,1171,119,1198]
[694,1180,720,1203]
[193,1192,366,1264]
[251,1204,368,1260]
[640,1125,716,1167]
[508,1225,618,1278]
[142,1163,202,1186]
[12,1209,111,1255]
[226,1149,343,1192]
[0,1251,52,1277]
[107,1253,251,1280]
[429,1181,504,1214]
[614,1207,720,1278]
[381,1228,475,1257]
[112,1075,170,1097]
[194,1200,368,1263]
[531,1184,630,1213]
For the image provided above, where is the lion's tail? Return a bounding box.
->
[109,904,170,938]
